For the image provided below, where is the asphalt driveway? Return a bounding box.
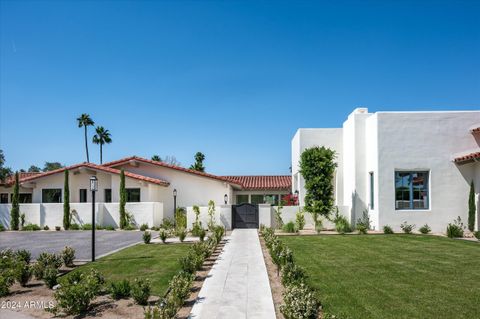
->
[0,230,157,260]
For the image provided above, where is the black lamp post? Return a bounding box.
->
[224,194,228,204]
[173,189,177,228]
[90,176,98,262]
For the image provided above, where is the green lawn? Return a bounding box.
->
[281,235,480,319]
[64,243,191,296]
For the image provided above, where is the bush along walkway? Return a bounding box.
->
[261,227,325,319]
[144,225,226,319]
[189,229,276,319]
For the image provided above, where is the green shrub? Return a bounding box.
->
[20,213,25,229]
[280,282,320,319]
[43,266,59,289]
[419,224,431,234]
[213,225,225,242]
[15,249,31,264]
[474,231,480,240]
[177,228,187,242]
[295,209,305,231]
[179,251,204,274]
[105,225,115,231]
[0,274,14,297]
[383,225,394,234]
[198,228,206,242]
[167,272,194,307]
[143,231,152,244]
[356,224,367,234]
[81,223,92,230]
[61,246,75,267]
[14,261,31,287]
[283,221,297,233]
[335,216,352,234]
[144,304,176,319]
[447,217,465,238]
[274,206,284,229]
[140,223,149,231]
[159,229,168,243]
[0,224,5,231]
[32,262,45,280]
[70,223,80,230]
[43,225,49,230]
[175,207,187,230]
[356,210,371,231]
[131,278,151,305]
[22,223,41,231]
[52,269,105,315]
[400,221,415,234]
[37,252,63,269]
[281,262,306,287]
[124,224,137,230]
[110,279,131,299]
[95,225,105,230]
[468,180,475,232]
[55,226,61,231]
[160,218,175,230]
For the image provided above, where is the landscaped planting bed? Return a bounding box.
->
[281,234,480,319]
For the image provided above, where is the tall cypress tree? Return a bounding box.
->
[468,180,476,232]
[119,169,127,229]
[10,171,20,230]
[63,170,70,230]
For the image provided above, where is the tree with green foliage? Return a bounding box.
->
[119,169,127,229]
[190,152,205,172]
[299,146,337,230]
[43,162,64,172]
[77,113,95,163]
[0,149,13,183]
[92,126,112,164]
[63,170,70,230]
[468,181,476,232]
[28,165,41,172]
[10,172,20,230]
[151,155,162,162]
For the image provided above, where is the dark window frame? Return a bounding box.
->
[125,188,141,202]
[0,193,8,204]
[395,171,429,210]
[42,189,62,203]
[79,189,87,203]
[104,189,112,203]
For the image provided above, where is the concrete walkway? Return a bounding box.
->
[189,229,275,319]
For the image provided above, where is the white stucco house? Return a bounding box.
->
[292,108,480,233]
[0,156,291,229]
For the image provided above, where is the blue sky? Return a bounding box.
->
[1,0,479,175]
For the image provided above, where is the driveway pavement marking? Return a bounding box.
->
[189,229,275,319]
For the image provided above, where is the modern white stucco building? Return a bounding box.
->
[292,108,480,233]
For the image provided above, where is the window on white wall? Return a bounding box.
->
[79,189,87,203]
[125,188,141,202]
[395,171,429,210]
[42,189,62,203]
[236,195,249,204]
[0,193,8,203]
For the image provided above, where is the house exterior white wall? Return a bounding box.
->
[186,205,232,230]
[291,128,343,206]
[292,108,480,233]
[114,162,233,219]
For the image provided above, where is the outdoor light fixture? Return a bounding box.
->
[90,176,98,262]
[173,189,177,228]
[90,175,98,192]
[224,194,228,204]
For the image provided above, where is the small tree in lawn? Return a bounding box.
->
[10,171,20,230]
[299,146,337,231]
[119,169,127,229]
[63,170,70,230]
[468,181,476,232]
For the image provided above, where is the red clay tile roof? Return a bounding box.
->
[102,156,243,187]
[1,163,169,187]
[0,172,42,186]
[221,175,291,191]
[454,151,480,164]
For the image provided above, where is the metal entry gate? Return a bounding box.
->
[232,203,259,229]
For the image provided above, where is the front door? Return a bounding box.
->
[232,203,259,229]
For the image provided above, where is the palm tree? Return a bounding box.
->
[92,126,112,164]
[77,114,95,162]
